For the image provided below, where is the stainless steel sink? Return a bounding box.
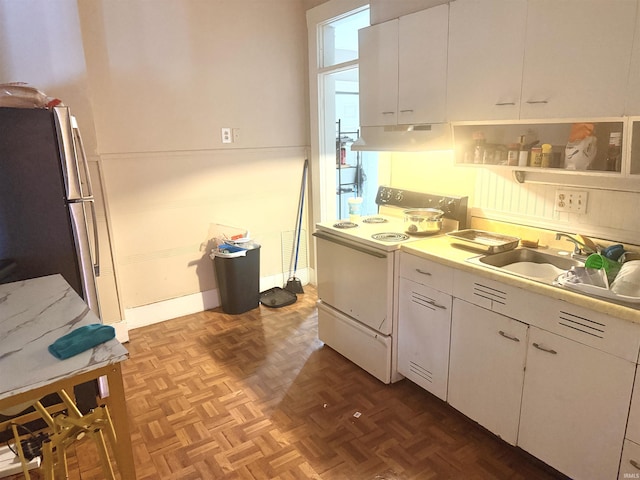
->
[467,248,584,284]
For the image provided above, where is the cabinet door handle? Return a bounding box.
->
[526,100,548,104]
[400,109,414,113]
[629,459,640,470]
[382,111,395,115]
[533,342,557,355]
[498,330,520,342]
[426,299,447,310]
[415,268,432,276]
[495,102,516,106]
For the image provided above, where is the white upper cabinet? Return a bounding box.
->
[448,0,637,121]
[397,5,448,125]
[358,5,448,127]
[447,0,527,121]
[625,4,640,115]
[358,19,399,126]
[520,0,636,119]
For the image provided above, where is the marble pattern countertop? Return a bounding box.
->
[0,274,128,401]
[401,235,640,325]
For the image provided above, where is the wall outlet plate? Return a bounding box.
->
[221,127,232,144]
[555,189,588,214]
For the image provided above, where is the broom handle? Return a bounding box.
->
[292,159,308,274]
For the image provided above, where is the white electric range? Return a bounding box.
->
[313,187,468,383]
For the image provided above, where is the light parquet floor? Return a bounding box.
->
[14,287,567,479]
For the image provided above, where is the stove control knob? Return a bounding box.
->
[442,199,456,214]
[395,191,404,203]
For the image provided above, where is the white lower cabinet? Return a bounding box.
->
[397,277,451,400]
[448,299,527,445]
[518,326,635,480]
[397,259,640,478]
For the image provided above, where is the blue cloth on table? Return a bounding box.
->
[48,324,116,360]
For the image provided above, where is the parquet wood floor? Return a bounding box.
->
[11,286,567,479]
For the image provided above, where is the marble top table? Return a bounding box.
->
[0,274,135,478]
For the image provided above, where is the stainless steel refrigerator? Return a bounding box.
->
[0,106,100,317]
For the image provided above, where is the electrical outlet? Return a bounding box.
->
[221,127,232,144]
[555,189,588,214]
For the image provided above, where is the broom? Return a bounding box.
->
[285,159,308,294]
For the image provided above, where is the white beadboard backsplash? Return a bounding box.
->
[475,169,640,245]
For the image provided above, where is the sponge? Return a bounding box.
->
[48,324,115,360]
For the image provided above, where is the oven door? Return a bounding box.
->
[314,231,394,335]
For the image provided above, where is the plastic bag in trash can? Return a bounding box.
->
[210,243,248,259]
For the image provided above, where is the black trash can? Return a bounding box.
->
[213,242,260,314]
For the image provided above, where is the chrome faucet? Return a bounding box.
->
[555,233,598,258]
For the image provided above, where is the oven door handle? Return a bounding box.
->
[312,232,387,258]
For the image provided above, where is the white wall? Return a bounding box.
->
[474,169,640,245]
[388,151,640,246]
[76,0,311,320]
[0,0,121,324]
[1,0,311,328]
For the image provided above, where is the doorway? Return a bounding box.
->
[307,1,379,227]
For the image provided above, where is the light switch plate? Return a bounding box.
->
[555,189,588,214]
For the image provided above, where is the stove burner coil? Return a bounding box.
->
[362,217,388,224]
[372,232,410,242]
[333,222,358,229]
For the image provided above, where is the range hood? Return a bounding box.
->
[351,123,452,152]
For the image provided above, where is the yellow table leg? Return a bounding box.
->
[103,363,136,479]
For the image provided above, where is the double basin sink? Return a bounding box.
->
[467,247,583,285]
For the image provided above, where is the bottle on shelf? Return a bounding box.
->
[507,143,520,166]
[472,131,485,164]
[605,132,622,172]
[518,135,529,166]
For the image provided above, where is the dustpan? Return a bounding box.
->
[260,287,297,308]
[285,159,308,294]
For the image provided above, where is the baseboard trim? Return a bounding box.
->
[124,270,309,331]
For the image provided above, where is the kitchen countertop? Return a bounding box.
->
[0,274,128,401]
[401,235,640,325]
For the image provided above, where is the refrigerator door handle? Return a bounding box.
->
[88,198,100,277]
[68,201,101,317]
[53,107,83,200]
[71,116,95,200]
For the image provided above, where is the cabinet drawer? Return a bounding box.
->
[399,253,453,292]
[452,269,529,315]
[523,297,640,363]
[454,270,640,362]
[619,440,640,480]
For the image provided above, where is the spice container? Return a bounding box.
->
[540,144,552,168]
[530,146,543,167]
